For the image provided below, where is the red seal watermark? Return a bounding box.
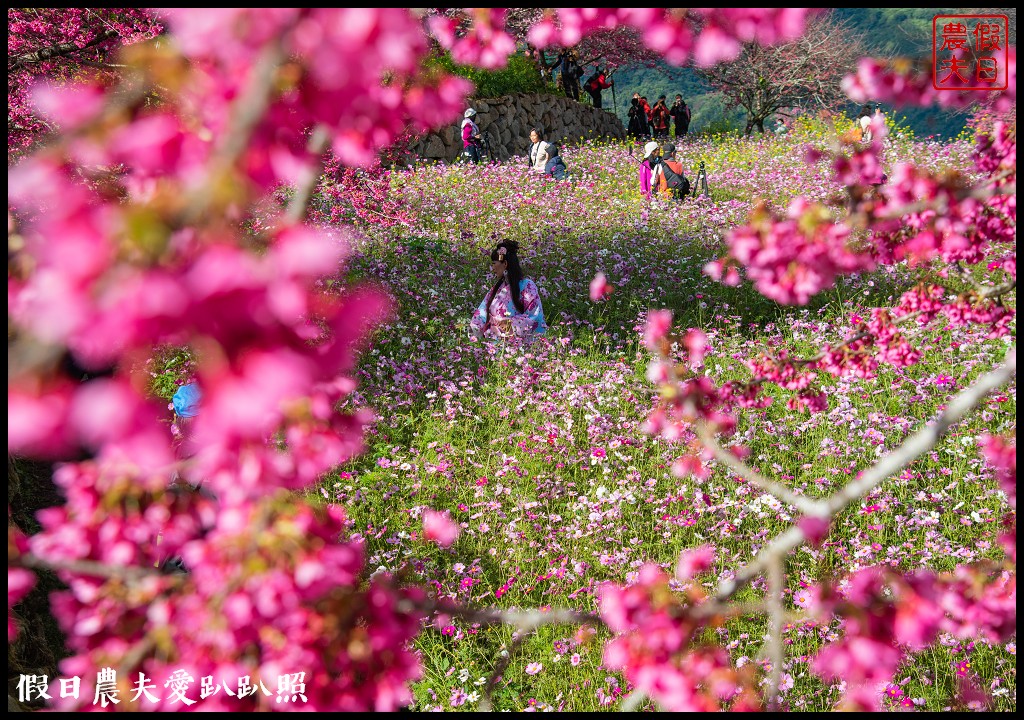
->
[933,14,1009,91]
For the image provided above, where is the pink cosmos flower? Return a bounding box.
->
[422,509,459,548]
[525,662,543,675]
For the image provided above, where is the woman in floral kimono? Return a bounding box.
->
[470,240,547,342]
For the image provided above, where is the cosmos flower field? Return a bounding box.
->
[159,117,1016,711]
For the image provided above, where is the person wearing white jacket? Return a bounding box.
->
[528,128,551,173]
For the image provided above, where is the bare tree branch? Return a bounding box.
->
[697,423,820,515]
[765,556,784,711]
[620,689,648,712]
[478,631,529,712]
[17,553,174,583]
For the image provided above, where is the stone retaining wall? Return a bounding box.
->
[406,92,626,164]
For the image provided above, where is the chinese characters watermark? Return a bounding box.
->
[17,670,308,707]
[932,14,1009,91]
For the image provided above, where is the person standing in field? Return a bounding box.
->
[670,94,691,139]
[651,142,690,201]
[639,140,660,202]
[651,95,671,139]
[639,95,653,130]
[584,67,613,109]
[628,95,649,140]
[461,108,483,163]
[559,48,583,102]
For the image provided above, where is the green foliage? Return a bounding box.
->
[145,345,196,400]
[832,7,969,57]
[428,49,552,98]
[689,92,747,135]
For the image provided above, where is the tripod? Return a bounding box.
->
[479,131,495,163]
[693,160,710,198]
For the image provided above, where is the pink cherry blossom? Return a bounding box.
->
[422,509,460,548]
[589,272,612,301]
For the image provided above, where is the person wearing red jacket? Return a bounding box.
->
[650,95,671,139]
[584,67,613,109]
[639,96,652,124]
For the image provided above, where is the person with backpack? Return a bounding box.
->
[639,140,660,201]
[651,95,671,139]
[544,143,568,181]
[461,108,483,164]
[670,94,691,139]
[651,143,690,201]
[584,67,613,109]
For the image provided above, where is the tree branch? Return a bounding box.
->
[284,124,332,224]
[8,29,117,71]
[479,631,529,712]
[697,423,820,514]
[17,553,173,583]
[765,556,784,711]
[715,345,1016,600]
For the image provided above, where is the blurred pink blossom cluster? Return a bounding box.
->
[842,48,1017,112]
[157,8,472,174]
[41,501,425,711]
[528,8,819,67]
[810,566,1016,710]
[598,563,758,711]
[428,8,518,69]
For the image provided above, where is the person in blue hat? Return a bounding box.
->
[171,383,202,459]
[172,382,202,418]
[164,382,209,573]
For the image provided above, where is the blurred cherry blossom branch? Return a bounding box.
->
[8,28,118,70]
[17,553,172,582]
[285,124,332,224]
[716,344,1016,601]
[697,423,819,515]
[765,556,784,711]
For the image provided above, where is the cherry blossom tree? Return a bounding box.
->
[697,13,869,134]
[7,8,163,155]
